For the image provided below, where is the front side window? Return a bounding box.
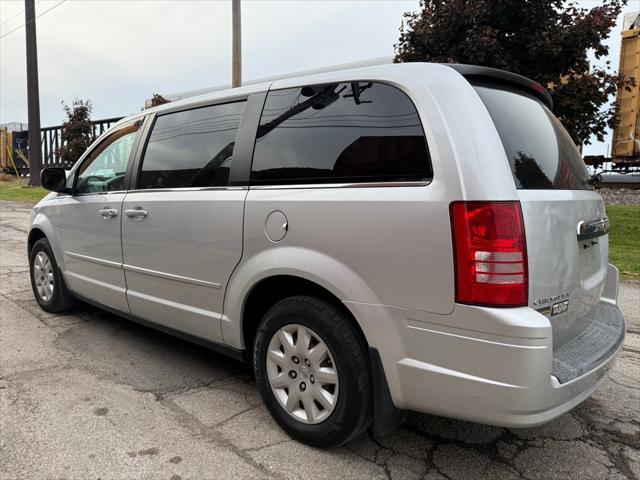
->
[75,122,141,195]
[251,82,431,185]
[138,101,245,189]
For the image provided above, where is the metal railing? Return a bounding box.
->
[40,116,123,167]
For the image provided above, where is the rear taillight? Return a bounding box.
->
[450,201,528,307]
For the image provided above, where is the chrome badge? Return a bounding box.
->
[534,292,571,317]
[551,299,570,316]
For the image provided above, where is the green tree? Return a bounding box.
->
[57,99,93,168]
[395,0,635,146]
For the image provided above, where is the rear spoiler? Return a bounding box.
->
[446,64,553,110]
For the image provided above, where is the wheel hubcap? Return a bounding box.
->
[266,324,339,424]
[33,251,54,302]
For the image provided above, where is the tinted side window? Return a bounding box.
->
[251,82,431,185]
[76,122,141,195]
[139,101,245,189]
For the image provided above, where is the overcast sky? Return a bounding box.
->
[0,0,637,156]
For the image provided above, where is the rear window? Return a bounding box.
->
[474,85,593,190]
[251,82,431,185]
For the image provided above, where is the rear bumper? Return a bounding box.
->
[344,272,625,428]
[552,301,625,384]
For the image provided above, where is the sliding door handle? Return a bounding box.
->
[124,208,148,218]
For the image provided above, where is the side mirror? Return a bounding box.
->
[41,167,68,193]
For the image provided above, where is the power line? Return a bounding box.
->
[0,0,43,28]
[0,8,27,28]
[0,0,66,40]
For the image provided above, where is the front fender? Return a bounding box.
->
[221,246,381,349]
[28,211,65,270]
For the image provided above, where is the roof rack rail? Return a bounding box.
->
[147,56,394,107]
[146,59,553,111]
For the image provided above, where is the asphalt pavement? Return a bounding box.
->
[1,200,638,480]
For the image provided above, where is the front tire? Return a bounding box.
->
[254,295,371,447]
[29,237,75,313]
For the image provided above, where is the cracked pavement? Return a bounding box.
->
[1,200,638,480]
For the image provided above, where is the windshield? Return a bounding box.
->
[474,85,593,190]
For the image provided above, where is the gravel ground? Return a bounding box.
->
[597,188,640,205]
[1,200,639,480]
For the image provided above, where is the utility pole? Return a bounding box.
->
[25,0,42,186]
[232,0,242,88]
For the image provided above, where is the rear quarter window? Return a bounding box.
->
[474,85,593,190]
[251,81,432,185]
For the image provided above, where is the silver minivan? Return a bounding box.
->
[29,62,625,447]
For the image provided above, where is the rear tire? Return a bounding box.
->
[253,295,371,447]
[29,237,75,313]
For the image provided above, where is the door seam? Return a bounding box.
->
[120,191,132,312]
[220,188,250,345]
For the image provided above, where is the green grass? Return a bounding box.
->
[606,204,640,279]
[0,180,48,204]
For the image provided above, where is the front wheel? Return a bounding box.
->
[253,295,371,447]
[29,237,75,313]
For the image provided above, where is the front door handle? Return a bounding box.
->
[98,207,118,219]
[124,208,148,219]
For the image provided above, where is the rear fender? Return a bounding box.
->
[221,246,380,349]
